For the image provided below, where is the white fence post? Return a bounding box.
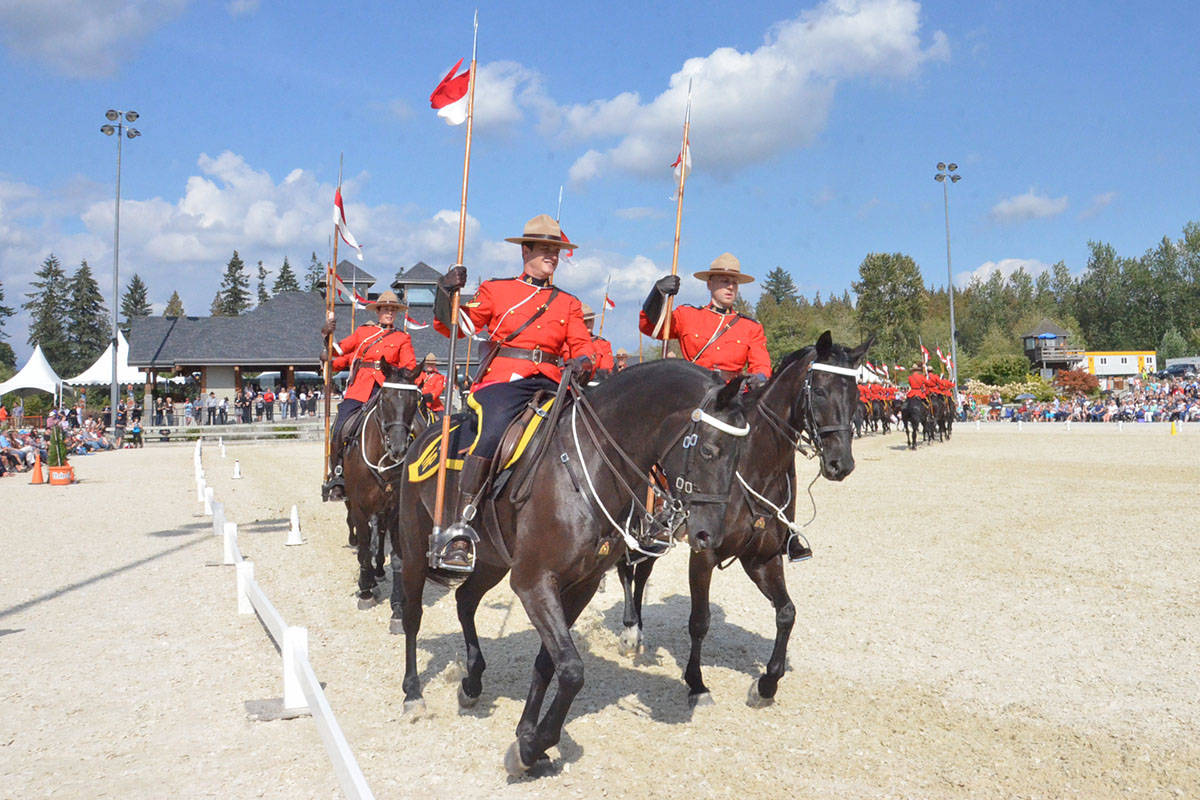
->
[203,486,214,516]
[283,626,310,713]
[237,561,254,614]
[196,477,206,504]
[223,521,239,565]
[212,501,224,536]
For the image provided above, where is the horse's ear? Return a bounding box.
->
[403,364,420,382]
[816,330,833,360]
[847,334,874,367]
[716,375,746,411]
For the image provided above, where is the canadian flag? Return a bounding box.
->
[430,58,471,126]
[404,314,429,331]
[604,296,615,309]
[333,188,364,261]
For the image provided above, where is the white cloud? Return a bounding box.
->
[0,0,188,78]
[227,0,258,15]
[553,0,947,182]
[1078,191,1116,220]
[989,189,1068,223]
[957,258,1052,287]
[614,206,665,221]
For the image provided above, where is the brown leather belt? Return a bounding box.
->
[495,346,563,367]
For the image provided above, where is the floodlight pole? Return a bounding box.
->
[102,110,140,435]
[935,162,962,407]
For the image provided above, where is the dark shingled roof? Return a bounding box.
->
[1019,317,1072,338]
[128,289,480,372]
[393,261,441,287]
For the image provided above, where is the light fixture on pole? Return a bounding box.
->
[934,162,962,404]
[101,110,141,436]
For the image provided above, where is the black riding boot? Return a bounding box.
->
[322,442,346,501]
[433,454,492,572]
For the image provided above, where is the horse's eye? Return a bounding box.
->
[812,386,827,397]
[701,443,718,460]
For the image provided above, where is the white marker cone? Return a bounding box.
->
[232,460,243,479]
[286,504,304,546]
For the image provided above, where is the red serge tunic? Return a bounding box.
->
[416,369,446,413]
[639,303,772,377]
[592,337,614,372]
[907,371,928,400]
[435,276,596,390]
[331,324,418,403]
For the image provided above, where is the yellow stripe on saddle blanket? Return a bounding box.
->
[406,397,557,483]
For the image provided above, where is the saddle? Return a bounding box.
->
[406,392,556,485]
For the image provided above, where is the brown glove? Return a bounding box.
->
[320,319,336,337]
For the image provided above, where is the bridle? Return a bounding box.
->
[567,379,749,557]
[756,360,858,459]
[360,380,421,474]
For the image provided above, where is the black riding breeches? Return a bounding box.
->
[465,376,558,460]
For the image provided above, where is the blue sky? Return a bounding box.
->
[2,0,1198,363]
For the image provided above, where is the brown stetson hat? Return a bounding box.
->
[423,352,437,362]
[367,290,406,311]
[504,214,578,250]
[693,252,754,284]
[615,348,629,357]
[580,303,595,320]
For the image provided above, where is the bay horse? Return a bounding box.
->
[392,360,751,775]
[615,331,869,706]
[340,361,423,609]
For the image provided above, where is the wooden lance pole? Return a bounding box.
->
[655,83,692,354]
[322,159,344,480]
[432,13,479,536]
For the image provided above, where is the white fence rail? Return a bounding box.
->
[196,438,374,800]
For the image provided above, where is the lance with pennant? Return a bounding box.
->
[432,12,480,539]
[598,274,612,337]
[322,156,344,481]
[654,81,692,351]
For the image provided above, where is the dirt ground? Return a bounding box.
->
[2,423,1198,799]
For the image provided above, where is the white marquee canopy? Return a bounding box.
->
[0,344,63,397]
[64,331,149,386]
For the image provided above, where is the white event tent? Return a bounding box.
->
[0,344,64,399]
[64,331,149,386]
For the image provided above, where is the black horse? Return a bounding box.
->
[392,360,751,775]
[340,362,423,608]
[616,331,869,706]
[901,395,933,449]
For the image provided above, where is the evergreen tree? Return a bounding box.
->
[256,260,271,306]
[0,279,15,368]
[852,252,926,363]
[120,273,151,327]
[761,267,799,303]
[273,256,301,294]
[1158,326,1188,362]
[210,291,225,316]
[304,251,325,292]
[164,291,185,317]
[22,254,71,371]
[217,250,250,315]
[65,260,110,376]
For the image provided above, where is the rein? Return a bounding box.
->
[567,380,748,557]
[360,382,421,475]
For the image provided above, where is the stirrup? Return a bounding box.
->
[428,522,478,573]
[785,532,813,563]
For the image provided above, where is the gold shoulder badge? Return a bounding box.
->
[464,301,481,308]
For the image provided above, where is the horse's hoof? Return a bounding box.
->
[688,691,714,709]
[504,740,531,777]
[388,618,404,635]
[357,595,380,611]
[402,697,427,717]
[617,625,643,656]
[746,679,775,708]
[458,683,481,708]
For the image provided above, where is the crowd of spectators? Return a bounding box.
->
[150,385,324,427]
[963,375,1200,423]
[0,408,115,477]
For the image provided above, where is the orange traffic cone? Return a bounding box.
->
[30,451,44,484]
